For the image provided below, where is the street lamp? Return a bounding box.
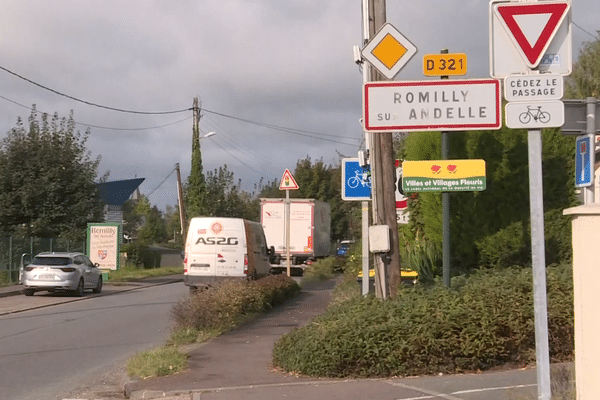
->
[200,131,216,141]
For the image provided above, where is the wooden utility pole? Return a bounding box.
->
[367,0,401,298]
[175,163,186,240]
[193,97,200,142]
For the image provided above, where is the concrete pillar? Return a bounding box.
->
[563,204,600,399]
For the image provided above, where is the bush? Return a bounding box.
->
[302,257,343,283]
[400,235,441,283]
[476,209,573,268]
[476,220,528,268]
[0,271,11,286]
[121,242,161,269]
[272,264,573,378]
[171,275,300,335]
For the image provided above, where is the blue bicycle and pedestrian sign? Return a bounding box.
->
[575,134,595,188]
[341,158,371,201]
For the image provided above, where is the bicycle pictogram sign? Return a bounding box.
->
[341,158,372,201]
[519,106,551,124]
[347,169,371,189]
[505,100,564,130]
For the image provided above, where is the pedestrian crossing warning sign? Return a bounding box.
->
[279,169,299,190]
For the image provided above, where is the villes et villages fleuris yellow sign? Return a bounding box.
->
[402,160,486,192]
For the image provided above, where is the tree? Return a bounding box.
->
[137,205,168,244]
[566,34,600,98]
[204,165,259,220]
[0,107,104,238]
[185,98,207,218]
[122,198,144,240]
[164,204,183,246]
[400,125,576,273]
[283,156,360,242]
[122,195,168,245]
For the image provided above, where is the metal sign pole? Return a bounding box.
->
[527,129,552,400]
[361,0,371,296]
[285,189,291,277]
[586,97,596,204]
[362,201,370,295]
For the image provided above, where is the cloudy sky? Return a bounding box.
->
[0,1,597,211]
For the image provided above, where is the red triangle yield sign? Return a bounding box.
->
[496,1,569,68]
[279,169,299,190]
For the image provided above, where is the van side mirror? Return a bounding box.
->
[268,246,275,256]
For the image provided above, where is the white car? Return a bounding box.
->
[21,252,102,296]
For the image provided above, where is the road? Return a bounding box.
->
[0,282,188,400]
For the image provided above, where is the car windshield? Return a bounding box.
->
[32,257,72,266]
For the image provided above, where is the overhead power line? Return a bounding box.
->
[146,167,177,197]
[0,64,192,115]
[202,108,359,144]
[572,21,598,40]
[206,137,271,177]
[0,63,359,144]
[0,94,192,132]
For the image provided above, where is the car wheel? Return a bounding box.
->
[92,276,103,294]
[23,288,35,296]
[73,279,84,297]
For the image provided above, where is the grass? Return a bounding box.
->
[126,274,301,379]
[0,271,16,287]
[106,265,183,282]
[126,346,188,380]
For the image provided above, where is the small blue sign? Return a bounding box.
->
[342,158,371,201]
[575,134,595,188]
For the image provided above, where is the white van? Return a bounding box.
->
[183,217,272,292]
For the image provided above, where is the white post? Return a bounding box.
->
[285,189,291,277]
[585,97,596,204]
[527,129,551,400]
[361,201,369,295]
[361,0,371,295]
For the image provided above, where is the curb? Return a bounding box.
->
[0,287,23,298]
[126,388,199,399]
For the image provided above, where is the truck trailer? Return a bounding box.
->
[260,198,331,270]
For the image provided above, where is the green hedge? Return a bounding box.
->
[171,274,300,333]
[272,264,573,378]
[121,242,161,269]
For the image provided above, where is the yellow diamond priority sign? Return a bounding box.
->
[362,23,417,80]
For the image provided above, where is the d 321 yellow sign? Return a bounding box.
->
[423,53,467,76]
[402,159,486,192]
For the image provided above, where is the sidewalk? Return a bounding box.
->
[123,279,550,400]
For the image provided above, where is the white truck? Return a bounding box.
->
[260,198,331,273]
[183,217,272,293]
